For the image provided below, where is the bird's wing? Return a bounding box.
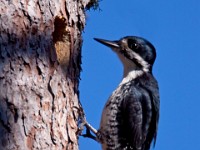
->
[122,86,152,150]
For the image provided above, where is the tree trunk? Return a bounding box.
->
[0,0,92,149]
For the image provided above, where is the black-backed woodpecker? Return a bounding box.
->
[82,36,160,150]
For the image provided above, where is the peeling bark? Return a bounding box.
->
[0,0,93,149]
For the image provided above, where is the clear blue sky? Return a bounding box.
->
[79,0,200,149]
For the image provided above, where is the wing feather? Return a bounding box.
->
[122,85,153,150]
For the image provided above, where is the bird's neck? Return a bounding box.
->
[120,69,144,86]
[117,53,147,85]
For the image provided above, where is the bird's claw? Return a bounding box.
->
[78,117,98,141]
[81,126,97,141]
[78,117,87,135]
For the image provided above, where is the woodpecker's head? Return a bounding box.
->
[94,36,156,75]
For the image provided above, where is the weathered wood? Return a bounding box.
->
[0,0,93,149]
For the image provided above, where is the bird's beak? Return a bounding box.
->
[94,38,120,48]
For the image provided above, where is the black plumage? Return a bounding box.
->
[89,36,160,150]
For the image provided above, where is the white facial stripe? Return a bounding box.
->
[131,51,150,72]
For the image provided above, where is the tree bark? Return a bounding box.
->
[0,0,92,149]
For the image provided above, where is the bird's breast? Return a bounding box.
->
[100,86,123,130]
[99,84,130,149]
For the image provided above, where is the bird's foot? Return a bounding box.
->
[78,117,98,141]
[81,126,97,141]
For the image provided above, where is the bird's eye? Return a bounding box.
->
[127,39,139,50]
